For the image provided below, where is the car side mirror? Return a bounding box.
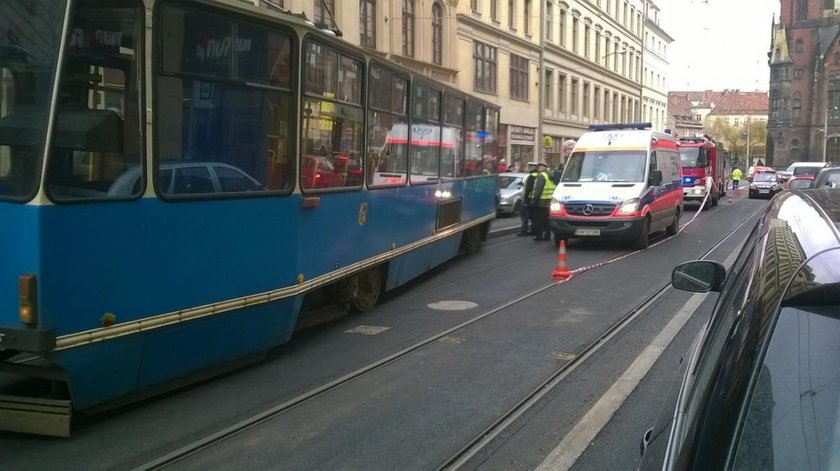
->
[672,260,727,292]
[648,169,663,187]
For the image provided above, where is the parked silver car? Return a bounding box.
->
[496,172,528,216]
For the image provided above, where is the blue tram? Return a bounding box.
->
[0,0,500,436]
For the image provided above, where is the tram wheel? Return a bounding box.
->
[461,227,482,255]
[351,267,382,313]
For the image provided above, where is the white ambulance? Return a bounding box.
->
[549,124,684,249]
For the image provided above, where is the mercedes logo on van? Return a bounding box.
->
[583,204,595,215]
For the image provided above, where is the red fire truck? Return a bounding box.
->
[677,135,727,209]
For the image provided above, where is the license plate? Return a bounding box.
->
[759,189,769,194]
[575,228,601,236]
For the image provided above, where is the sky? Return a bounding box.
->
[658,0,780,92]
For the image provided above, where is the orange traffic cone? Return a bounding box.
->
[552,240,572,280]
[727,190,733,203]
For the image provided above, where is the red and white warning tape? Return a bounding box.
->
[556,190,715,282]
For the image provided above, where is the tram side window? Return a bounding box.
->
[464,103,485,177]
[155,5,295,197]
[442,95,465,180]
[0,1,65,201]
[484,108,500,174]
[301,41,364,190]
[45,5,144,201]
[409,84,442,185]
[367,65,408,187]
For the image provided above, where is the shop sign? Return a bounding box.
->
[509,126,535,142]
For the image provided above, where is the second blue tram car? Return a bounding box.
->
[0,0,501,435]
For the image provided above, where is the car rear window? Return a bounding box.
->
[789,178,812,189]
[733,304,840,470]
[793,166,822,176]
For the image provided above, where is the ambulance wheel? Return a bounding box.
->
[634,218,650,250]
[666,208,680,237]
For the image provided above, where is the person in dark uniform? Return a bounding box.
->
[531,162,556,241]
[517,162,539,236]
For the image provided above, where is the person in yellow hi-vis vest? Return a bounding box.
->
[731,167,743,191]
[530,162,557,241]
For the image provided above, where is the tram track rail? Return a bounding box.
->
[132,199,762,471]
[435,202,766,470]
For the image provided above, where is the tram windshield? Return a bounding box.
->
[0,0,67,200]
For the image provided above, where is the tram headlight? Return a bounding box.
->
[18,274,37,325]
[616,198,640,215]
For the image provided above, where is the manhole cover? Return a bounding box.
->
[345,325,390,335]
[427,300,479,311]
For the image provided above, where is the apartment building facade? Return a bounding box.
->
[641,1,671,133]
[266,1,668,169]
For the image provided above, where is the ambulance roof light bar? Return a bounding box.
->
[588,123,653,132]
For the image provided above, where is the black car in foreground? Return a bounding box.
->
[640,188,840,470]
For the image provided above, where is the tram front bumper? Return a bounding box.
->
[0,325,56,352]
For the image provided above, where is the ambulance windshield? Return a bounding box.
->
[561,151,647,183]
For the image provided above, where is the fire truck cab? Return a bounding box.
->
[678,135,727,209]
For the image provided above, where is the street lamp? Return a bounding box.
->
[823,105,839,163]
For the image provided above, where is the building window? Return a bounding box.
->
[474,41,497,93]
[795,38,803,52]
[491,0,498,19]
[614,38,620,70]
[559,73,566,112]
[559,10,566,47]
[830,76,840,123]
[314,0,335,25]
[604,38,610,66]
[595,31,601,64]
[629,6,635,31]
[546,2,553,41]
[360,0,376,48]
[828,137,840,163]
[793,93,801,120]
[571,77,578,115]
[524,0,531,35]
[795,0,807,21]
[572,17,579,53]
[471,0,478,11]
[613,92,618,121]
[402,0,415,57]
[594,86,601,119]
[545,68,554,110]
[734,117,740,126]
[583,82,590,118]
[623,1,628,25]
[432,3,443,65]
[510,54,529,100]
[509,0,515,29]
[584,24,591,58]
